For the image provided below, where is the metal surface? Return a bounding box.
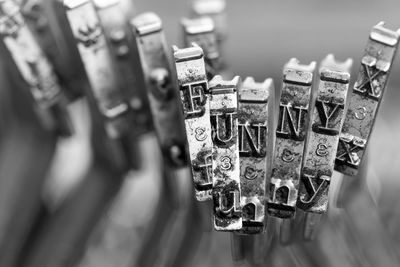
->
[190,0,226,44]
[0,63,57,267]
[0,0,72,136]
[251,220,276,265]
[131,12,188,168]
[298,54,352,214]
[334,22,400,176]
[63,0,130,139]
[181,17,220,78]
[267,58,316,219]
[237,77,275,234]
[173,44,213,201]
[0,130,55,267]
[209,75,242,231]
[19,0,86,101]
[94,0,153,138]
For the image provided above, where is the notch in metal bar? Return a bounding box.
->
[209,75,242,231]
[334,22,400,176]
[267,58,316,219]
[181,17,221,78]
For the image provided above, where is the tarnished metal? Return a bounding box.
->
[237,77,275,234]
[191,0,226,44]
[173,44,213,201]
[93,0,153,137]
[181,17,220,78]
[335,22,400,176]
[209,75,242,231]
[131,12,188,168]
[298,55,353,214]
[267,58,316,219]
[0,0,72,136]
[63,0,129,139]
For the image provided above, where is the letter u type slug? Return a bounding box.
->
[210,75,242,231]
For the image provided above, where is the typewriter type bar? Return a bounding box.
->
[191,0,226,44]
[20,0,86,100]
[64,0,129,138]
[131,12,188,168]
[181,17,220,78]
[298,55,352,214]
[93,0,153,137]
[237,77,275,234]
[210,75,242,231]
[0,0,72,136]
[267,58,316,219]
[335,22,400,176]
[173,44,213,201]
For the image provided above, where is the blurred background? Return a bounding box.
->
[1,0,400,267]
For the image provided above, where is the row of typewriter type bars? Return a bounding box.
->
[0,0,398,233]
[174,22,399,233]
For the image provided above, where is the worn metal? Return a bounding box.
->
[298,55,353,214]
[335,22,400,176]
[181,17,220,78]
[18,0,49,36]
[237,77,275,234]
[19,0,85,101]
[131,12,188,168]
[267,58,316,219]
[0,0,72,136]
[173,44,213,201]
[93,0,153,137]
[209,75,242,231]
[191,0,226,44]
[63,0,129,139]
